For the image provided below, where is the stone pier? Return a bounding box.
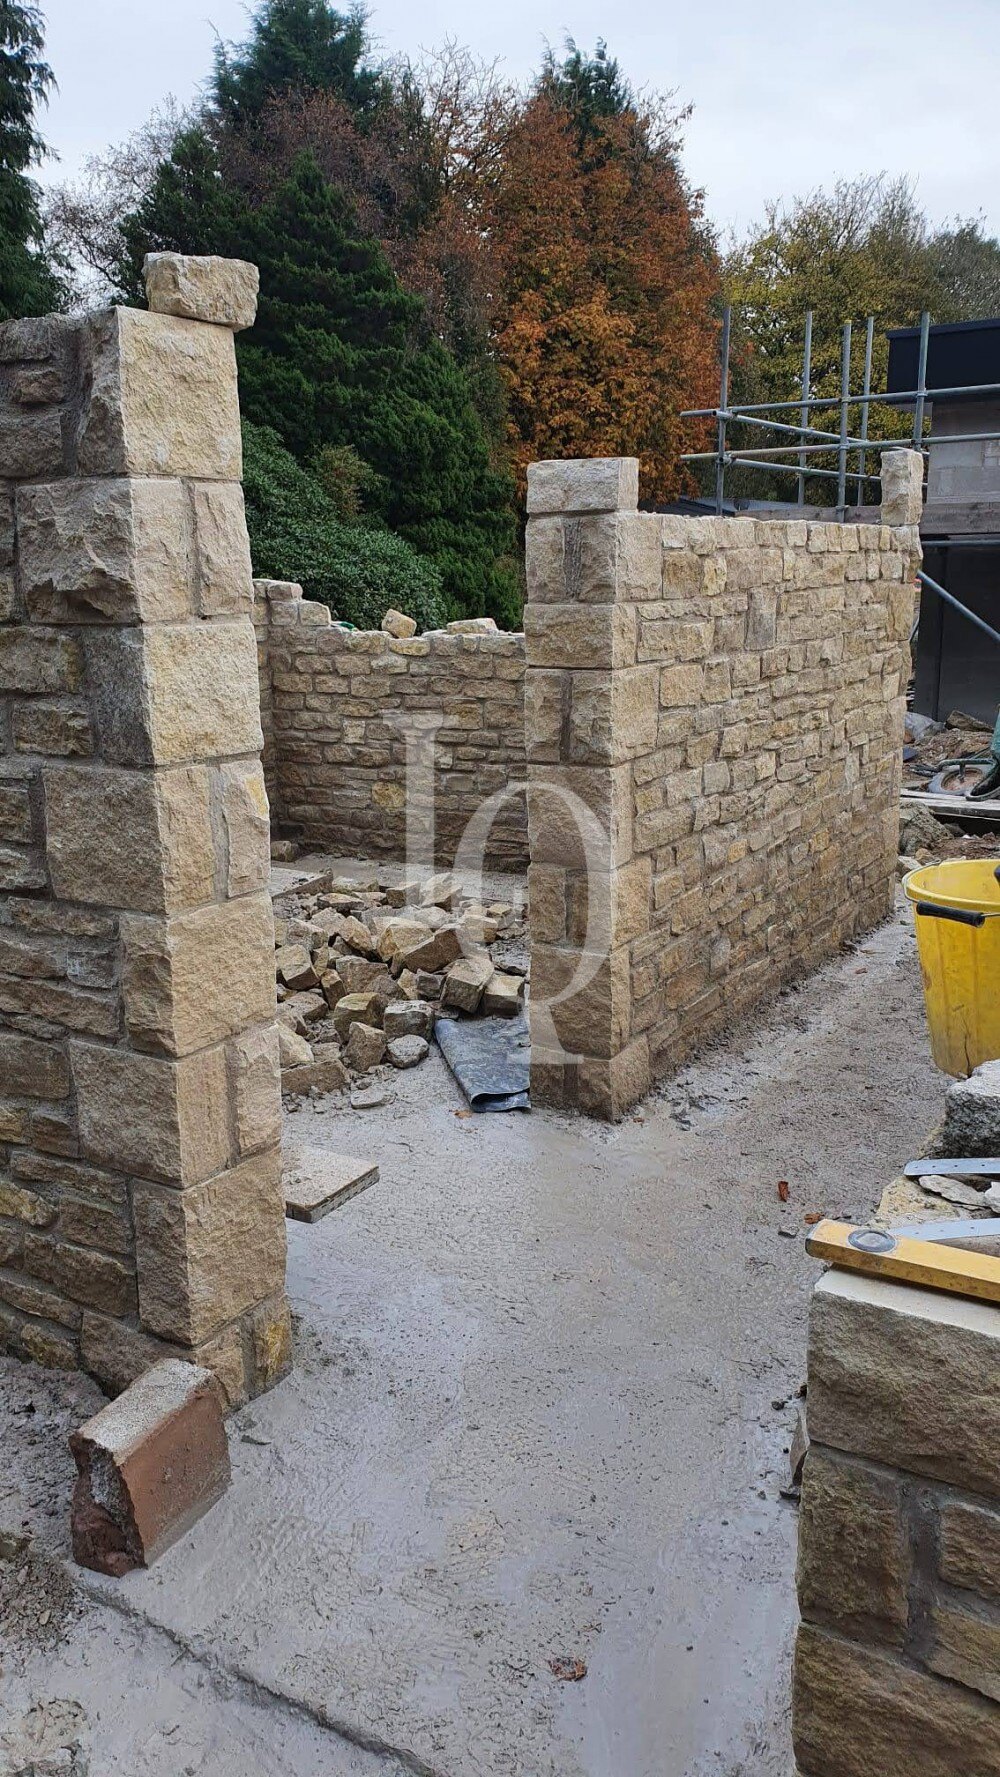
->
[0,255,289,1407]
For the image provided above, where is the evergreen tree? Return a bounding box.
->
[212,0,386,131]
[0,0,66,318]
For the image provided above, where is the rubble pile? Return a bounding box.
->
[272,871,527,1103]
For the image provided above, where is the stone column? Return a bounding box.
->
[523,458,660,1120]
[0,255,289,1407]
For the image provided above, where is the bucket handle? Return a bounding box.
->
[914,901,987,928]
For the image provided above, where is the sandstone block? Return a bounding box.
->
[0,1179,56,1226]
[144,252,259,331]
[531,942,632,1061]
[524,668,567,762]
[940,1500,1000,1604]
[283,1146,379,1221]
[333,991,380,1037]
[569,665,658,762]
[276,942,319,991]
[526,457,638,516]
[482,972,524,1017]
[525,602,637,672]
[576,1035,651,1120]
[132,1151,286,1344]
[383,999,434,1039]
[526,762,633,871]
[395,924,464,975]
[24,1235,135,1317]
[0,783,33,845]
[190,481,254,615]
[248,1295,293,1393]
[387,1035,428,1068]
[280,1054,349,1096]
[808,1270,1000,1496]
[72,1040,230,1188]
[44,763,215,914]
[17,478,192,624]
[121,893,276,1057]
[0,1031,70,1098]
[70,1359,230,1574]
[442,954,494,1012]
[0,627,82,693]
[345,1020,386,1071]
[929,1599,1000,1704]
[378,916,427,964]
[11,701,93,756]
[796,1446,908,1645]
[793,1621,1000,1777]
[217,758,271,897]
[131,619,263,766]
[78,307,242,481]
[0,407,65,479]
[229,1025,281,1156]
[940,1060,1000,1157]
[447,616,498,634]
[79,1311,173,1398]
[880,449,924,527]
[278,1024,313,1068]
[381,608,417,638]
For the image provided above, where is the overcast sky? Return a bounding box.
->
[35,0,999,241]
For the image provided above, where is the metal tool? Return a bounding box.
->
[806,1218,1000,1306]
[903,1158,1000,1180]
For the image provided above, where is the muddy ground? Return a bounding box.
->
[0,893,943,1777]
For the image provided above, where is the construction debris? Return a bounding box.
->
[69,1362,230,1575]
[272,870,528,1106]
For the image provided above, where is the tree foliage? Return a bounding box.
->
[242,418,447,631]
[0,0,66,318]
[486,41,720,502]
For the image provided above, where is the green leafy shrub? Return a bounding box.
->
[242,419,447,632]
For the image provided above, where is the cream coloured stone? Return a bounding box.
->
[526,457,638,516]
[72,1040,230,1188]
[446,617,498,634]
[524,602,637,671]
[217,758,271,897]
[78,307,242,481]
[190,481,254,615]
[229,1025,281,1157]
[140,619,264,764]
[132,1150,286,1345]
[880,449,924,527]
[18,478,193,624]
[121,893,276,1057]
[569,665,658,763]
[278,1024,313,1067]
[345,1020,386,1071]
[381,608,417,638]
[44,764,215,914]
[144,252,259,331]
[441,954,494,1012]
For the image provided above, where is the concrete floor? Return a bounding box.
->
[0,895,943,1777]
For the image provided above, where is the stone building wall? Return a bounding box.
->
[0,257,289,1407]
[255,579,528,869]
[523,452,922,1119]
[794,1267,1000,1774]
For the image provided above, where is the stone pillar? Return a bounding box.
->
[0,255,289,1407]
[794,1269,1000,1773]
[880,447,924,527]
[523,458,659,1120]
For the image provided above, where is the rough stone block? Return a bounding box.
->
[793,1621,1000,1777]
[121,892,276,1057]
[569,665,659,762]
[0,628,82,692]
[576,1036,652,1120]
[216,758,271,896]
[0,408,66,479]
[880,449,924,527]
[796,1446,909,1645]
[229,1024,281,1157]
[70,1359,230,1574]
[526,457,638,516]
[11,700,93,755]
[17,478,192,624]
[72,1040,230,1188]
[280,1054,349,1096]
[190,481,254,615]
[441,954,494,1013]
[100,619,262,766]
[807,1270,1000,1496]
[525,602,637,671]
[530,942,632,1061]
[940,1060,1000,1157]
[132,1151,287,1344]
[940,1500,1000,1604]
[929,1598,1000,1704]
[527,763,633,871]
[144,252,259,332]
[44,763,215,914]
[0,1031,70,1098]
[77,307,242,481]
[24,1235,135,1316]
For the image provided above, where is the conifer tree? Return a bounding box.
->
[0,0,65,318]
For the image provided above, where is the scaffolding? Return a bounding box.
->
[681,308,1000,519]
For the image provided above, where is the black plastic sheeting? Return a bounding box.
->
[434,1013,531,1112]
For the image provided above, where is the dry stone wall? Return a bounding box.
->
[523,453,922,1119]
[0,257,289,1407]
[254,580,528,869]
[795,1268,1000,1775]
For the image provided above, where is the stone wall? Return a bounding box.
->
[523,452,922,1119]
[255,579,528,869]
[794,1267,1000,1774]
[0,256,289,1407]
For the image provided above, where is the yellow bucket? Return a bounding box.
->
[903,859,1000,1076]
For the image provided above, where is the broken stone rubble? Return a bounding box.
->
[271,869,528,1102]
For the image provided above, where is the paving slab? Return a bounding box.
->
[284,1147,380,1222]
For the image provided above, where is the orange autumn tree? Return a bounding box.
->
[488,42,720,503]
